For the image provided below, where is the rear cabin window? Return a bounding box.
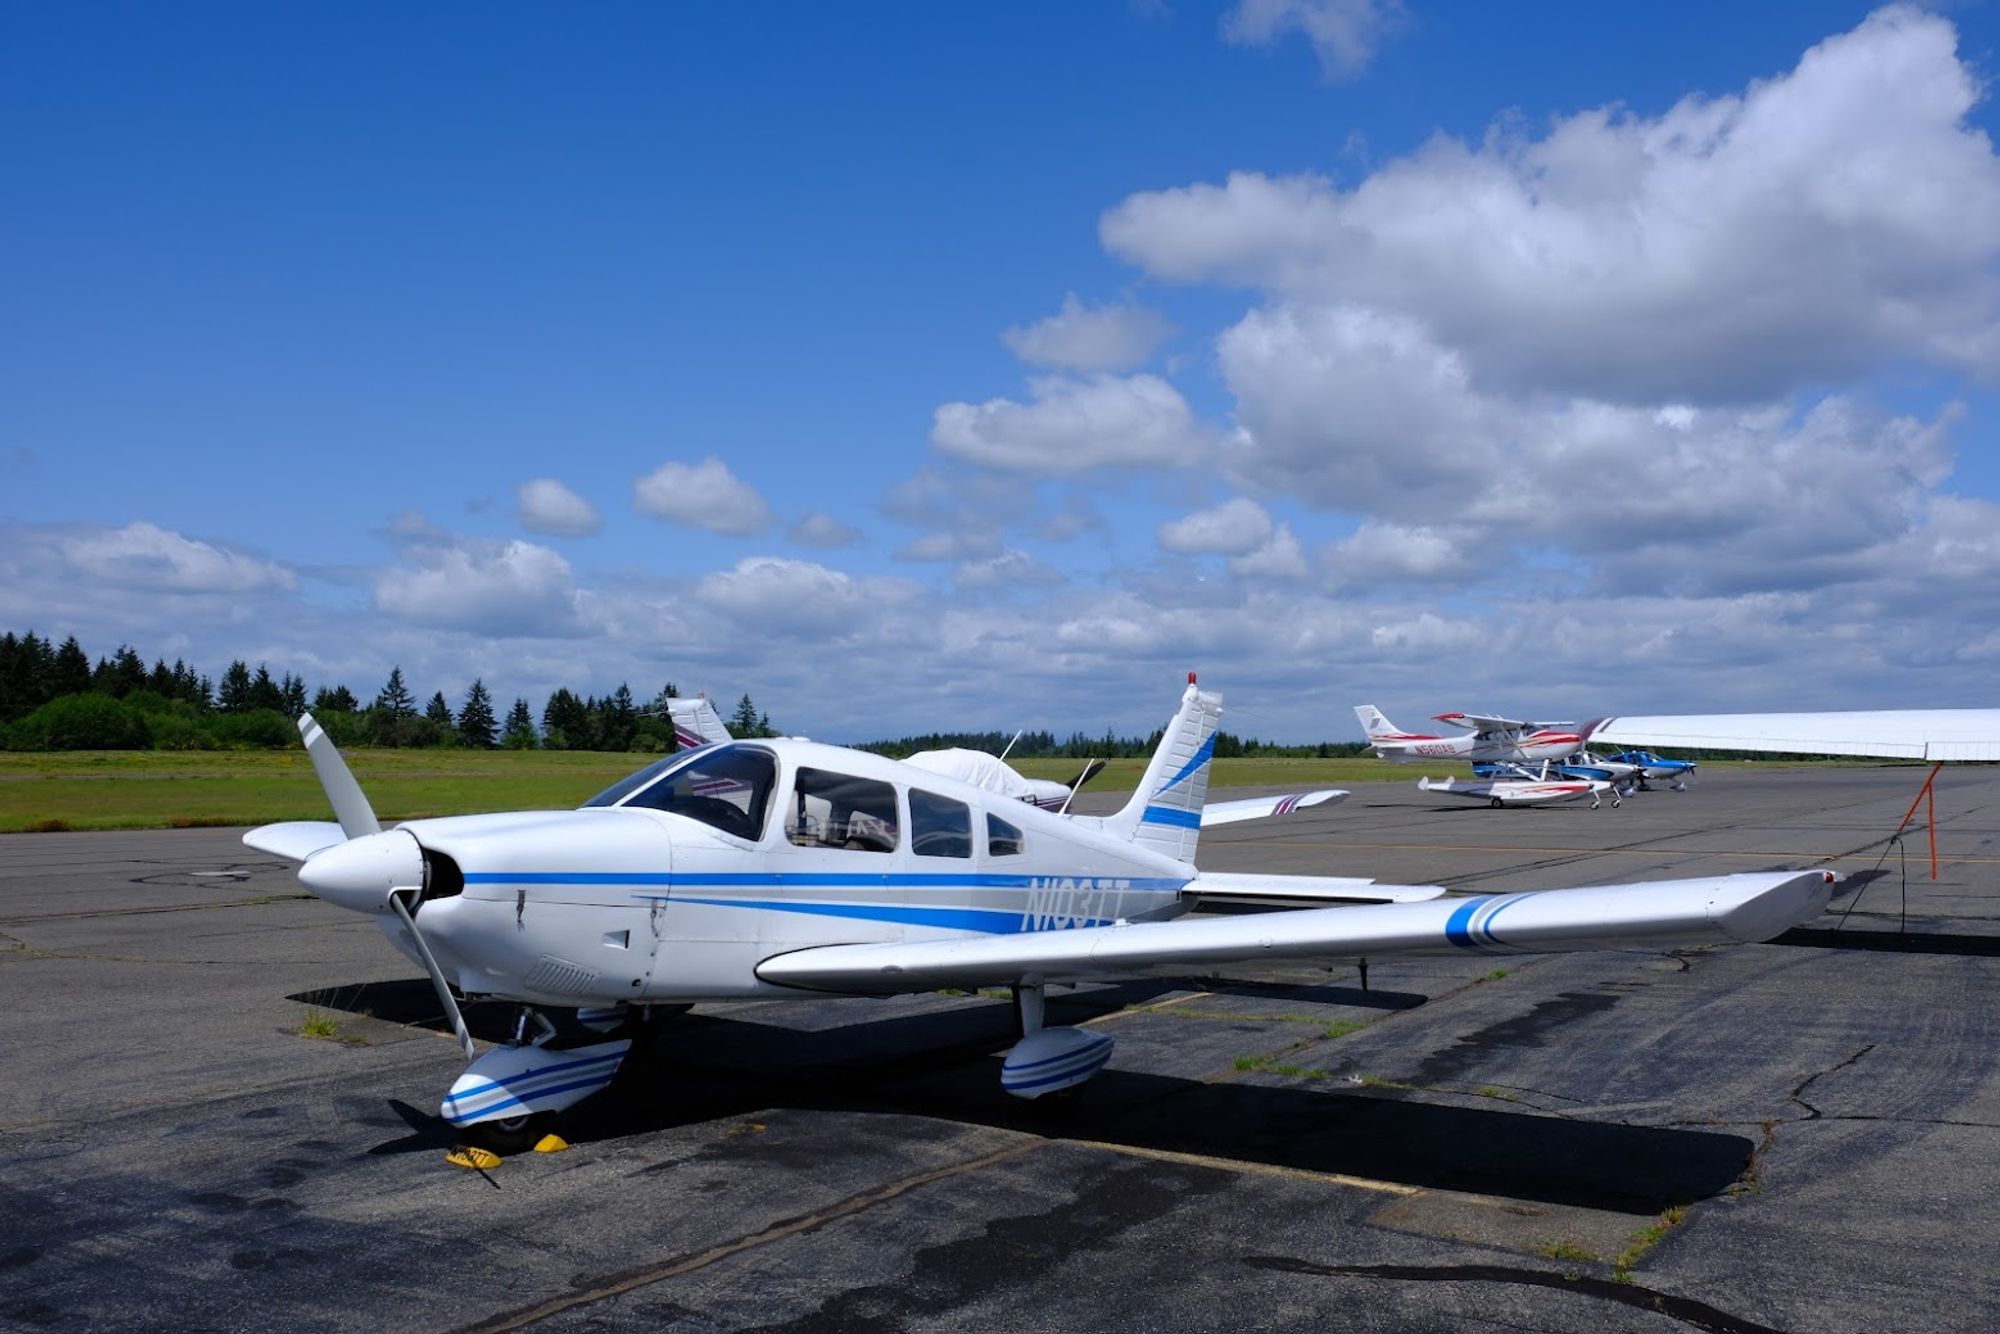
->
[617,744,776,843]
[909,790,972,859]
[786,768,900,853]
[987,813,1024,857]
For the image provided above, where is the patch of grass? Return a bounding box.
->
[1480,967,1510,982]
[1476,1085,1523,1102]
[1232,1055,1331,1080]
[1536,1239,1598,1264]
[1613,1203,1690,1279]
[1355,1072,1416,1091]
[297,1006,366,1045]
[1320,1019,1368,1040]
[23,818,71,833]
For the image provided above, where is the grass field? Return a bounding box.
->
[0,747,1818,833]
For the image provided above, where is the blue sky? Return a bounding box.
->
[6,2,1999,740]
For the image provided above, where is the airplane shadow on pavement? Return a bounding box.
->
[302,977,1750,1216]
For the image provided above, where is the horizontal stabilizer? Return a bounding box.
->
[1201,790,1347,826]
[243,821,347,862]
[756,870,1837,995]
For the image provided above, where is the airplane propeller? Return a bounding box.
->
[293,714,476,1059]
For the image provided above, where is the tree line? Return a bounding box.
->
[857,728,1367,761]
[0,629,777,753]
[0,628,1357,756]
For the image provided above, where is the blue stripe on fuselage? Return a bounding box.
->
[669,897,1105,934]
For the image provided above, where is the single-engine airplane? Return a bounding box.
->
[247,677,1835,1152]
[1357,706,1583,767]
[1599,749,1696,791]
[1420,762,1617,809]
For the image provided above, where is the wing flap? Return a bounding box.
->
[756,870,1835,994]
[1185,871,1445,908]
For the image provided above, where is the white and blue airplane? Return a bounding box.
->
[673,690,1347,826]
[246,677,1837,1153]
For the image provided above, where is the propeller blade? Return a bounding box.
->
[299,713,381,840]
[389,891,476,1061]
[1068,759,1107,791]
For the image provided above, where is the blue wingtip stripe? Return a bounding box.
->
[1444,896,1492,951]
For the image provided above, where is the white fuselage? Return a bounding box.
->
[1368,727,1583,766]
[377,739,1193,1009]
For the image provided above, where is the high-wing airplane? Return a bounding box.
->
[246,677,1835,1153]
[1356,705,1583,766]
[1420,762,1617,809]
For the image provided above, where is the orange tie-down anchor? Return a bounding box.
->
[1891,761,1945,880]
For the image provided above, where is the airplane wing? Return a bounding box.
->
[756,870,1835,994]
[1582,711,2000,762]
[1200,790,1346,826]
[1436,711,1547,734]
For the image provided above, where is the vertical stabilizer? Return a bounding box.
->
[667,695,732,749]
[1354,704,1398,741]
[1102,676,1224,864]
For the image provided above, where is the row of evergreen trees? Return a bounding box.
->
[858,728,1364,761]
[0,629,774,753]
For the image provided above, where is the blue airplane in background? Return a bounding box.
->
[1602,749,1698,790]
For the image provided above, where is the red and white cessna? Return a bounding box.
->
[1356,705,1584,766]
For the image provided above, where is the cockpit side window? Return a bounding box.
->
[786,767,900,853]
[909,789,971,859]
[987,813,1024,857]
[618,744,777,842]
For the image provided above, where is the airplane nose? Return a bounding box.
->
[299,829,424,914]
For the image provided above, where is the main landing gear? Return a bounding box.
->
[1000,982,1113,1102]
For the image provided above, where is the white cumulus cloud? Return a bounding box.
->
[1001,294,1174,373]
[634,456,775,536]
[1110,6,2000,403]
[59,521,297,594]
[374,538,596,638]
[1222,0,1407,82]
[1157,497,1274,555]
[932,374,1211,474]
[516,478,601,537]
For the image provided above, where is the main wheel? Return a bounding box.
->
[1489,797,1503,809]
[467,1111,546,1155]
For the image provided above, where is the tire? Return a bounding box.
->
[1489,797,1504,809]
[467,1111,545,1155]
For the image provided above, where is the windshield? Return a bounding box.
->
[582,753,697,808]
[615,743,778,842]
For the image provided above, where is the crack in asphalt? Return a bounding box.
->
[1243,1255,1789,1334]
[1789,1045,1875,1121]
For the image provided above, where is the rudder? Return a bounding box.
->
[1102,675,1224,864]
